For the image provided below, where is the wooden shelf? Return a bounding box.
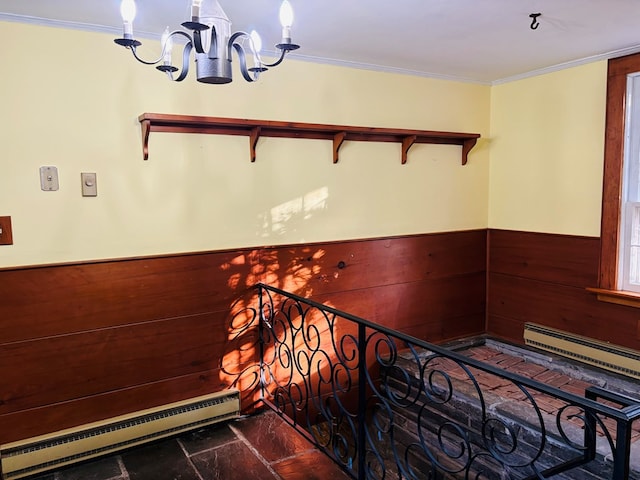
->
[138,113,481,164]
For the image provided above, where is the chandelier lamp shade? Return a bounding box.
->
[114,0,300,84]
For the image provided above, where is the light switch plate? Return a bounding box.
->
[40,166,59,191]
[81,172,97,197]
[0,216,13,245]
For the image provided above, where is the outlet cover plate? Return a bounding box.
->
[0,216,13,245]
[40,166,59,191]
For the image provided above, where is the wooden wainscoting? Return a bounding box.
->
[261,230,486,341]
[0,251,253,445]
[0,230,486,444]
[487,229,640,351]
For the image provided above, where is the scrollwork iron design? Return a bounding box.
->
[255,284,640,480]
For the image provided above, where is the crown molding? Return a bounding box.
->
[4,12,640,87]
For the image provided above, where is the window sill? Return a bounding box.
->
[586,287,640,308]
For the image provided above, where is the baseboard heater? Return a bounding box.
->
[524,323,640,380]
[0,389,240,480]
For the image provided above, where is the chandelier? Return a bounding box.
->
[114,0,299,84]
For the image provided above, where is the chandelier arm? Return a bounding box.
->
[193,30,205,55]
[130,46,163,65]
[173,41,194,82]
[231,43,258,82]
[261,49,287,68]
[228,31,251,62]
[130,31,194,66]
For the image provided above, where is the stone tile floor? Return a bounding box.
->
[28,410,351,480]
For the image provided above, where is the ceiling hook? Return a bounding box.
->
[529,13,541,30]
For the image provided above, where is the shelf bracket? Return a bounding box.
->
[250,127,261,163]
[141,119,151,161]
[402,135,417,165]
[333,132,347,164]
[462,138,478,165]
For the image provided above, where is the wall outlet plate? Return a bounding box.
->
[0,216,13,245]
[40,166,59,191]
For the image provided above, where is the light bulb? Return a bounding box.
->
[120,0,136,36]
[279,0,294,28]
[279,0,294,42]
[120,0,137,23]
[191,0,203,19]
[161,27,173,64]
[250,30,262,68]
[250,30,263,54]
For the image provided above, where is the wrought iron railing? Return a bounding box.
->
[252,283,640,480]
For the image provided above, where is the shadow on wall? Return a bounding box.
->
[220,185,333,407]
[219,240,338,410]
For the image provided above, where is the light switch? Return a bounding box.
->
[81,173,97,197]
[40,166,59,191]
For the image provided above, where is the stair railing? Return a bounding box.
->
[255,283,640,480]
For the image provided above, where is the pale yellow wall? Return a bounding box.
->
[0,22,490,267]
[488,61,608,236]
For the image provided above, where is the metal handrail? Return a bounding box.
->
[254,283,640,480]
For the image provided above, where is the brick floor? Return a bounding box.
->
[457,343,640,442]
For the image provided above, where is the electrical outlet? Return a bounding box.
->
[0,216,13,245]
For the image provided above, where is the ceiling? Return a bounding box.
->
[2,0,640,84]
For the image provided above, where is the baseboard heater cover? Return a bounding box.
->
[0,389,240,480]
[524,323,640,380]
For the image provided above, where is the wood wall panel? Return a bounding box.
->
[8,227,639,449]
[0,370,227,444]
[487,229,640,351]
[0,251,252,343]
[0,313,228,415]
[262,230,487,298]
[312,274,485,342]
[0,230,485,445]
[488,274,639,345]
[489,229,599,287]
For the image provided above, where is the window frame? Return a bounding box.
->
[595,52,640,306]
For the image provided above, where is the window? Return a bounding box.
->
[618,74,640,292]
[598,52,640,302]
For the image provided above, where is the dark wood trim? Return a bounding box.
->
[598,54,637,289]
[586,287,640,308]
[0,216,13,245]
